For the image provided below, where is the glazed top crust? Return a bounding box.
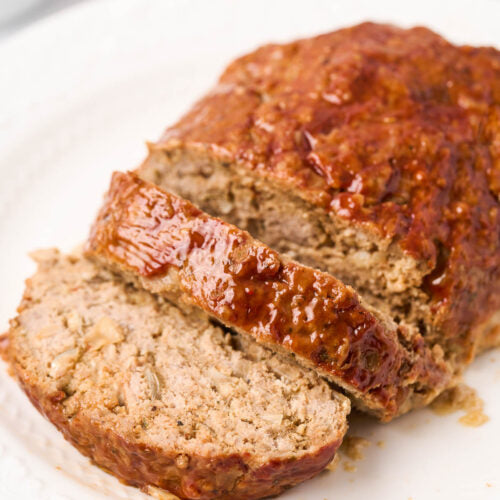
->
[87,172,451,420]
[158,23,500,347]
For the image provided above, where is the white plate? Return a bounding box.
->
[0,0,499,498]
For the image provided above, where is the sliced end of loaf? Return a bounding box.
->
[135,23,500,371]
[86,172,453,421]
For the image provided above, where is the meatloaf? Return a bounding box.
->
[137,22,500,370]
[86,171,451,421]
[6,249,349,500]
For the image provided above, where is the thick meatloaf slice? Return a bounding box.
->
[6,249,349,500]
[86,172,451,421]
[137,22,500,370]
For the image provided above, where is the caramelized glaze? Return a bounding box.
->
[158,23,500,355]
[87,172,451,419]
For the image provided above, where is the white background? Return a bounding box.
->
[0,1,499,498]
[0,0,84,38]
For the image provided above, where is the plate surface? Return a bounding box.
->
[0,0,499,498]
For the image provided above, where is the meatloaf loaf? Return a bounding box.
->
[6,249,349,500]
[138,22,500,370]
[86,171,451,421]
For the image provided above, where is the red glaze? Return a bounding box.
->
[87,172,451,419]
[156,23,500,355]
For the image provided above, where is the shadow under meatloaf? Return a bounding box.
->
[86,172,452,422]
[137,22,500,371]
[6,249,349,500]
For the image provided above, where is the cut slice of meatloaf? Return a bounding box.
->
[137,22,500,371]
[86,171,451,421]
[6,249,349,500]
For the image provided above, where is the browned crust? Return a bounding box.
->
[6,325,340,500]
[146,22,500,366]
[86,172,452,420]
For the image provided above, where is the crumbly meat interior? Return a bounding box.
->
[9,249,348,461]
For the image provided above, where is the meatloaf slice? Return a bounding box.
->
[86,172,451,421]
[6,249,349,500]
[137,22,500,370]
